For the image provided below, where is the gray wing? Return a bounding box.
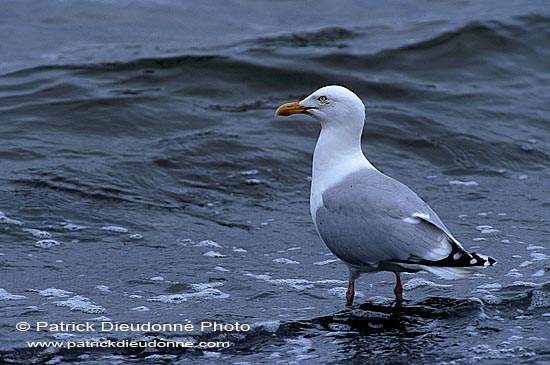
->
[315,168,472,269]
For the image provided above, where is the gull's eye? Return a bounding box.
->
[318,95,327,103]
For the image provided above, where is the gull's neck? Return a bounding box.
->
[310,123,376,220]
[312,124,374,187]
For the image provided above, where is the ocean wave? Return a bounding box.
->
[308,15,550,73]
[254,26,359,48]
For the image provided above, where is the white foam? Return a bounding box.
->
[89,316,111,322]
[148,288,229,303]
[203,251,226,258]
[285,336,315,362]
[274,279,313,290]
[245,273,313,290]
[240,169,259,176]
[511,281,540,287]
[190,282,224,291]
[35,239,60,248]
[481,294,502,305]
[54,295,106,314]
[247,273,270,281]
[527,244,546,250]
[31,288,73,298]
[130,306,150,312]
[195,240,222,248]
[508,335,523,341]
[527,336,548,341]
[519,261,532,268]
[505,269,523,278]
[253,320,281,333]
[476,283,502,290]
[95,285,111,292]
[0,288,27,300]
[327,287,364,299]
[144,354,178,362]
[214,266,229,272]
[22,228,52,239]
[313,259,339,266]
[149,276,164,281]
[202,352,221,359]
[0,211,23,225]
[531,270,545,277]
[530,252,549,261]
[61,223,86,231]
[233,247,247,252]
[176,238,194,246]
[449,180,479,186]
[468,343,534,360]
[273,258,300,265]
[245,178,261,185]
[129,234,143,240]
[403,277,453,291]
[316,279,347,284]
[475,225,501,234]
[100,226,128,233]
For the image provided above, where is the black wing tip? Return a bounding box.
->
[470,252,497,267]
[401,250,497,268]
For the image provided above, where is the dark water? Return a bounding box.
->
[1,1,550,364]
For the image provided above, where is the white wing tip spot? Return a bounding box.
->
[412,212,431,220]
[403,212,431,224]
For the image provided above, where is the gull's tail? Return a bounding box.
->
[416,252,497,280]
[394,251,497,280]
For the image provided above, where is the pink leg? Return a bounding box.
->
[393,272,403,303]
[346,279,355,306]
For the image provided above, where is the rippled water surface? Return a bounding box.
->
[1,1,549,364]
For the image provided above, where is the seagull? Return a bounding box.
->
[275,85,496,306]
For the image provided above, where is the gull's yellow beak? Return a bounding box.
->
[275,101,308,116]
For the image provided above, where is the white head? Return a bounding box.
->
[275,85,366,131]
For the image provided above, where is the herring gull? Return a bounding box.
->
[275,85,496,306]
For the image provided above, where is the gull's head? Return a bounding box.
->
[275,85,365,129]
